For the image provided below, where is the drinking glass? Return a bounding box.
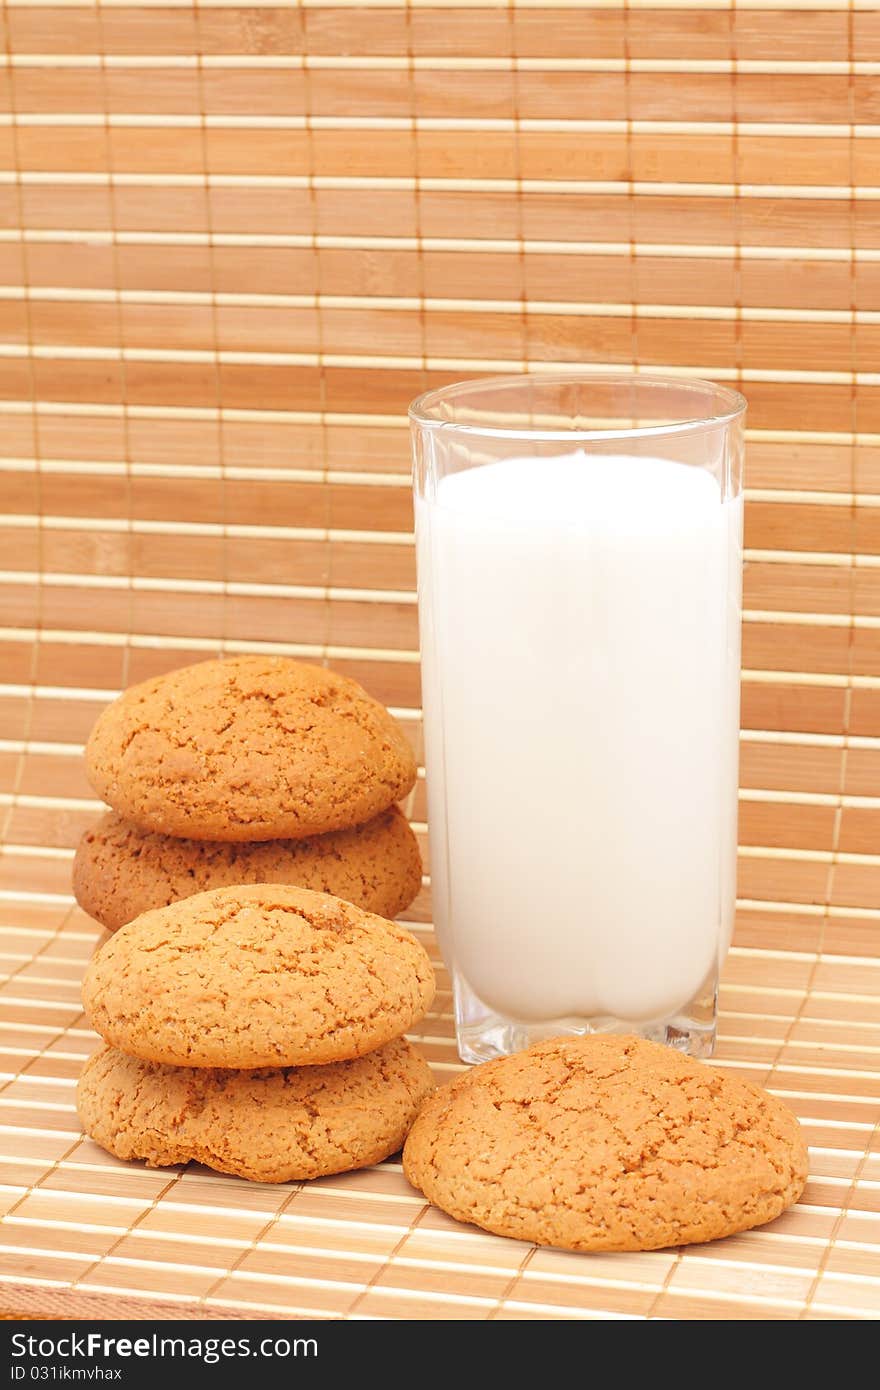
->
[411,373,746,1063]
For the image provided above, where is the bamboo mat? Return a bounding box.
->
[0,790,878,1321]
[0,0,879,1322]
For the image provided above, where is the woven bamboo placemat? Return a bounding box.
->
[0,811,878,1320]
[0,0,878,1325]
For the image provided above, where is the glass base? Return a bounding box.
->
[453,973,718,1065]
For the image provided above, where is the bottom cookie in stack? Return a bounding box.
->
[79,1038,433,1183]
[73,805,423,932]
[76,884,437,1181]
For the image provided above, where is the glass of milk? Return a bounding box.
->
[411,373,745,1064]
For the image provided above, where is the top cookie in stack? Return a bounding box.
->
[74,655,422,930]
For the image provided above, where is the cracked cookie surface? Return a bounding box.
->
[403,1034,808,1252]
[74,806,423,931]
[78,1038,435,1183]
[85,655,417,841]
[82,883,436,1068]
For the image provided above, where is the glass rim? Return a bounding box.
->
[409,371,747,443]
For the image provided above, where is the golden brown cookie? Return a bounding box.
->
[85,656,417,841]
[82,883,435,1069]
[73,806,423,932]
[78,1038,434,1183]
[403,1035,808,1252]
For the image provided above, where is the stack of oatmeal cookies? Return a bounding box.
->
[74,657,435,1183]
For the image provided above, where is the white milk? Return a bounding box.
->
[417,452,742,1025]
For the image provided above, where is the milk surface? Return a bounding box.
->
[417,452,742,1024]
